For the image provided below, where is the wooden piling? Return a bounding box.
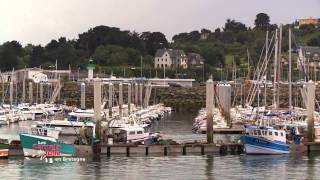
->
[206,76,214,143]
[9,82,13,108]
[119,83,123,119]
[135,83,138,106]
[40,83,43,104]
[128,83,131,114]
[94,78,102,141]
[108,83,113,118]
[307,81,315,142]
[81,82,86,109]
[29,82,33,104]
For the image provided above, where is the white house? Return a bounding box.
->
[154,49,188,69]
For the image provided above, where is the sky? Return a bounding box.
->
[0,0,320,46]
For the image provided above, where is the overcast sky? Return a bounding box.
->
[1,0,320,46]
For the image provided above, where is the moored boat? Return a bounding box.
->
[19,126,75,157]
[0,139,9,158]
[241,124,289,154]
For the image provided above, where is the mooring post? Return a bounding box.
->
[135,83,138,106]
[206,76,214,143]
[22,73,26,103]
[81,82,86,109]
[40,83,43,104]
[139,83,143,108]
[119,83,123,119]
[29,82,33,104]
[108,83,113,119]
[9,81,13,108]
[307,81,315,142]
[128,83,131,114]
[94,78,102,141]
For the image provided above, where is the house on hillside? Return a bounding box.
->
[154,49,188,69]
[297,17,319,28]
[187,53,204,67]
[297,46,320,74]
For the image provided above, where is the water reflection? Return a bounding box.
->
[205,155,214,180]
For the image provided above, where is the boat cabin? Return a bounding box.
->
[30,126,61,139]
[246,128,287,143]
[110,126,148,143]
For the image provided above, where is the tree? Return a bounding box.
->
[224,19,247,33]
[254,13,270,31]
[140,31,168,55]
[308,35,320,46]
[0,41,23,70]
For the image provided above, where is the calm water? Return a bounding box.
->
[1,112,320,179]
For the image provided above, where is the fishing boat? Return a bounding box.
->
[19,125,75,157]
[0,139,9,158]
[241,124,289,154]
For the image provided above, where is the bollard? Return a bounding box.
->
[182,146,186,155]
[145,146,149,156]
[164,146,168,156]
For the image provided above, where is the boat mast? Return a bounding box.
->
[289,28,292,112]
[277,25,282,109]
[264,31,269,109]
[273,29,278,109]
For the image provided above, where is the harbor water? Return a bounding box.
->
[1,112,320,179]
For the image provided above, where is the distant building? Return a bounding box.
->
[187,53,204,67]
[0,67,70,83]
[200,32,210,40]
[154,49,188,69]
[298,17,319,27]
[297,46,320,70]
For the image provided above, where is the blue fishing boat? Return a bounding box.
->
[241,124,289,154]
[19,126,75,157]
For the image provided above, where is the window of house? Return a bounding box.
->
[137,131,143,134]
[280,132,284,137]
[269,131,273,136]
[275,132,278,136]
[129,131,135,135]
[161,64,164,68]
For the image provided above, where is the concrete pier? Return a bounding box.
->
[100,143,244,156]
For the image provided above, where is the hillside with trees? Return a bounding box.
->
[0,13,319,81]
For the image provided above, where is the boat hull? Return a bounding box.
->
[19,133,75,157]
[242,135,289,155]
[0,143,9,158]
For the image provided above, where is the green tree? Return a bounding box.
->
[140,31,168,55]
[254,13,270,30]
[224,19,247,33]
[0,41,23,71]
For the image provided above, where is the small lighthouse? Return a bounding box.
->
[87,57,96,80]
